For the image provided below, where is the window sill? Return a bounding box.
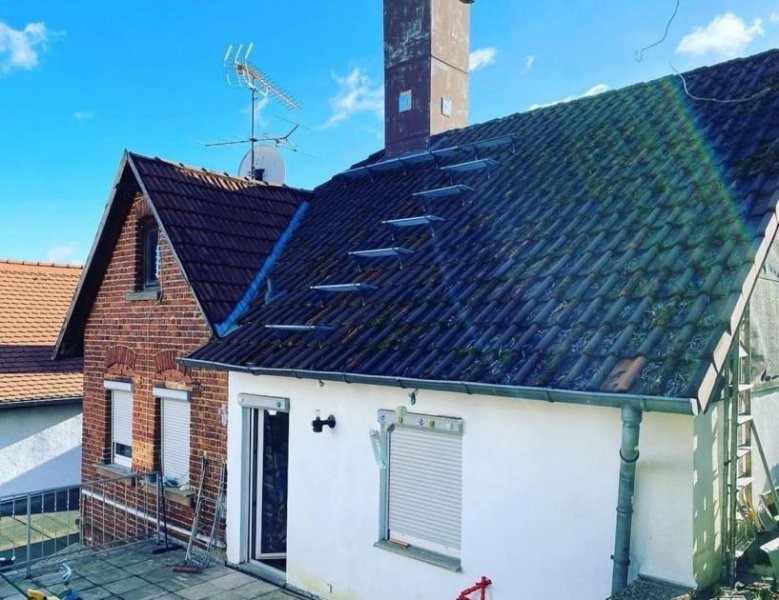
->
[137,476,195,508]
[94,462,135,485]
[163,486,195,508]
[126,289,160,302]
[753,380,779,393]
[374,539,461,572]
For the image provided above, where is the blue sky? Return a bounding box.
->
[1,0,777,263]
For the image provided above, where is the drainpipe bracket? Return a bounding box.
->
[619,449,640,464]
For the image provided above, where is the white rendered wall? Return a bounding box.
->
[629,411,696,584]
[226,373,696,599]
[0,404,82,497]
[691,405,723,587]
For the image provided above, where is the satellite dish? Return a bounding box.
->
[238,145,285,184]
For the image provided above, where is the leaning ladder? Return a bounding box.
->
[723,309,756,584]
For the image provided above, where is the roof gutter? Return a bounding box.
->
[179,358,697,415]
[0,396,82,411]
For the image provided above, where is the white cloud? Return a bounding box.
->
[529,83,610,111]
[469,47,497,72]
[239,95,270,129]
[583,83,610,97]
[46,242,78,264]
[772,12,779,23]
[322,67,383,129]
[676,12,763,57]
[0,21,50,74]
[523,55,536,73]
[73,111,94,121]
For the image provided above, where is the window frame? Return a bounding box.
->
[398,90,412,113]
[140,219,160,290]
[375,409,463,571]
[154,386,192,487]
[103,381,133,469]
[441,96,453,118]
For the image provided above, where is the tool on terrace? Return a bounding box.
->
[0,561,80,600]
[200,458,227,571]
[151,474,178,555]
[457,576,492,600]
[173,453,208,574]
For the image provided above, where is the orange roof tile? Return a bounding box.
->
[0,260,83,404]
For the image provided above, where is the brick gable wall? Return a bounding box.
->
[82,193,227,537]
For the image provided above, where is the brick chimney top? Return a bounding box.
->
[384,0,471,157]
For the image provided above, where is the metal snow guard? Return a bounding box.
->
[348,247,414,259]
[461,134,518,152]
[340,151,437,179]
[382,215,445,228]
[441,158,499,174]
[413,184,474,200]
[264,324,335,341]
[310,283,378,293]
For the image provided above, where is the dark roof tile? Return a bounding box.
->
[191,50,779,402]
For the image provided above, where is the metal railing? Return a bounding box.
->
[0,472,161,577]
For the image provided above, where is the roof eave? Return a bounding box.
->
[0,396,82,410]
[54,151,133,359]
[695,194,779,411]
[179,358,697,415]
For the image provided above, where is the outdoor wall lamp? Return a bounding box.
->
[312,411,336,433]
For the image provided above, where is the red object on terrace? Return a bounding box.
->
[457,576,492,600]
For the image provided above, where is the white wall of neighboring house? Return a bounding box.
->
[225,372,698,599]
[0,404,82,498]
[751,388,779,508]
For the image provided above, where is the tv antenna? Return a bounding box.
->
[206,123,302,152]
[221,43,302,179]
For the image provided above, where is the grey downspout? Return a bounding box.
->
[612,405,643,595]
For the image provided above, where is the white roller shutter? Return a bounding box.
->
[162,397,190,486]
[111,390,133,468]
[388,426,462,556]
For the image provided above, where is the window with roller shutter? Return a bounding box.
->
[104,381,133,469]
[379,410,463,566]
[156,387,191,486]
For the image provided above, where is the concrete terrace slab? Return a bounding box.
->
[0,541,301,599]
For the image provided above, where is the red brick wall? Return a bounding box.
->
[82,193,227,538]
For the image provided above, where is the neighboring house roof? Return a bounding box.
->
[188,50,779,412]
[0,260,83,405]
[56,152,311,358]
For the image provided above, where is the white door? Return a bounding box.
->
[249,407,289,570]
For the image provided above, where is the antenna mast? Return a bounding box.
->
[224,43,301,176]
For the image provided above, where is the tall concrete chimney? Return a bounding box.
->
[384,0,470,157]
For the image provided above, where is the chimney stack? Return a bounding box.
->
[384,0,471,157]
